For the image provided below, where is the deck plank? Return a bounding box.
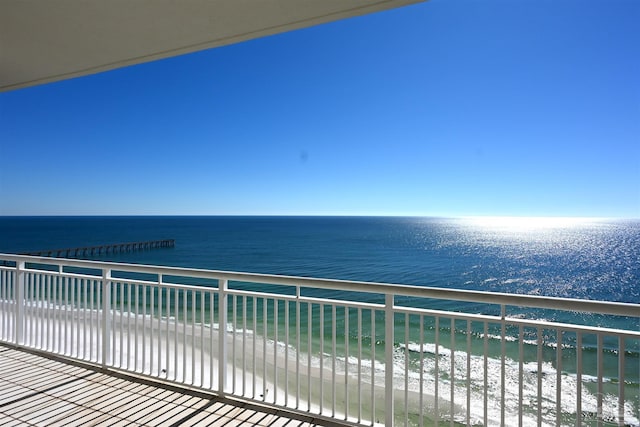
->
[0,344,344,427]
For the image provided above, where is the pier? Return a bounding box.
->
[21,239,175,258]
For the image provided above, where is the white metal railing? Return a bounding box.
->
[0,254,638,427]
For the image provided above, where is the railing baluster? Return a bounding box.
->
[332,303,336,417]
[8,268,11,340]
[385,295,395,427]
[500,305,506,427]
[537,326,543,426]
[404,312,409,427]
[63,275,68,355]
[2,269,5,340]
[210,291,215,388]
[5,269,9,341]
[5,269,8,340]
[419,315,424,427]
[71,277,76,357]
[218,280,228,393]
[53,274,58,353]
[142,283,146,373]
[232,294,237,393]
[597,333,603,427]
[32,273,37,348]
[371,308,376,424]
[22,271,27,347]
[308,302,313,411]
[466,319,471,426]
[80,277,85,359]
[191,289,196,385]
[320,302,324,414]
[100,268,112,366]
[49,274,54,351]
[285,298,290,408]
[618,337,625,426]
[182,288,187,382]
[150,282,155,375]
[2,270,6,340]
[518,325,524,427]
[252,295,257,399]
[296,291,301,409]
[43,274,49,348]
[263,297,267,401]
[0,270,3,339]
[556,329,562,427]
[157,278,163,376]
[39,274,44,349]
[49,273,54,351]
[274,298,279,403]
[57,274,63,353]
[83,278,88,360]
[52,274,58,353]
[357,307,362,423]
[345,306,349,420]
[95,279,101,362]
[1,270,5,340]
[58,274,63,353]
[242,295,247,397]
[31,272,37,348]
[117,281,123,368]
[450,317,455,427]
[166,286,171,380]
[576,332,582,426]
[435,316,440,426]
[134,283,139,372]
[89,277,94,361]
[129,282,133,371]
[176,287,180,381]
[485,321,490,427]
[47,274,52,351]
[200,290,204,388]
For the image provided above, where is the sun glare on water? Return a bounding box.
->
[462,216,600,232]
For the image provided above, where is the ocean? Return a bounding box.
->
[1,216,638,425]
[1,216,638,303]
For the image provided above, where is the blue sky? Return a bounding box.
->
[1,0,638,217]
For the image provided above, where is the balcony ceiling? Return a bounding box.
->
[0,0,422,92]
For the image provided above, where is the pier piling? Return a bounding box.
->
[21,239,175,258]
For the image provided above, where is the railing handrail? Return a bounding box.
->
[1,253,638,319]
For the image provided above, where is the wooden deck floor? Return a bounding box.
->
[0,345,343,427]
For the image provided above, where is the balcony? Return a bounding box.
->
[1,254,638,426]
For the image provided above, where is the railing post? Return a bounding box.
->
[15,261,25,345]
[218,279,228,394]
[385,293,394,426]
[102,268,111,367]
[500,304,506,426]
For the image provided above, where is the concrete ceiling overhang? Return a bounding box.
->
[0,0,423,92]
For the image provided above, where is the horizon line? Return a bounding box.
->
[1,214,637,220]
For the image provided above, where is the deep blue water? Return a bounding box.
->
[1,216,638,305]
